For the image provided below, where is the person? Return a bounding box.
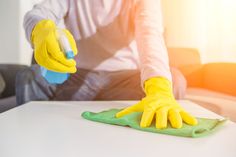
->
[17,0,197,129]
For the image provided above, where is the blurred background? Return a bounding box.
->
[0,0,236,65]
[162,0,236,63]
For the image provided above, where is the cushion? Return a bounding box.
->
[185,88,236,122]
[0,73,6,98]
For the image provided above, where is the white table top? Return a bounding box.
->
[0,100,236,157]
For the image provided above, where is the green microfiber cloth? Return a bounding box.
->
[82,109,227,138]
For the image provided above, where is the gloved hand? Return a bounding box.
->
[31,20,78,73]
[116,77,198,129]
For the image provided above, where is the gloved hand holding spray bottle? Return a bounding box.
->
[41,28,75,84]
[31,20,78,84]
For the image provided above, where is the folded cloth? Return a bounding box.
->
[82,109,227,138]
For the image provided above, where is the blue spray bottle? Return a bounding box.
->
[41,28,75,84]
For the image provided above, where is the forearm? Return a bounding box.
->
[23,0,69,42]
[135,0,172,86]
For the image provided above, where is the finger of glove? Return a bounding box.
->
[140,105,156,128]
[46,32,76,67]
[44,56,76,73]
[116,102,142,118]
[168,108,182,129]
[35,43,76,73]
[155,106,168,129]
[63,29,78,55]
[180,111,198,126]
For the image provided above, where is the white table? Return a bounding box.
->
[0,100,236,157]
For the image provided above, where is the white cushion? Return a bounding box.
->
[185,88,236,122]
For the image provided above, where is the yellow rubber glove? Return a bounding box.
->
[116,77,198,129]
[31,20,78,73]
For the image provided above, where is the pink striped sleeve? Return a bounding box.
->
[134,0,172,87]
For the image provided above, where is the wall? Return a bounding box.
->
[0,0,21,64]
[162,0,236,63]
[0,0,39,65]
[162,0,207,62]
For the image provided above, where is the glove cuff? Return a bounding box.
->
[144,77,174,98]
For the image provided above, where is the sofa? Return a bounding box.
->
[168,48,236,122]
[0,64,28,113]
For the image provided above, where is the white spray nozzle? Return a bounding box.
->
[57,29,74,59]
